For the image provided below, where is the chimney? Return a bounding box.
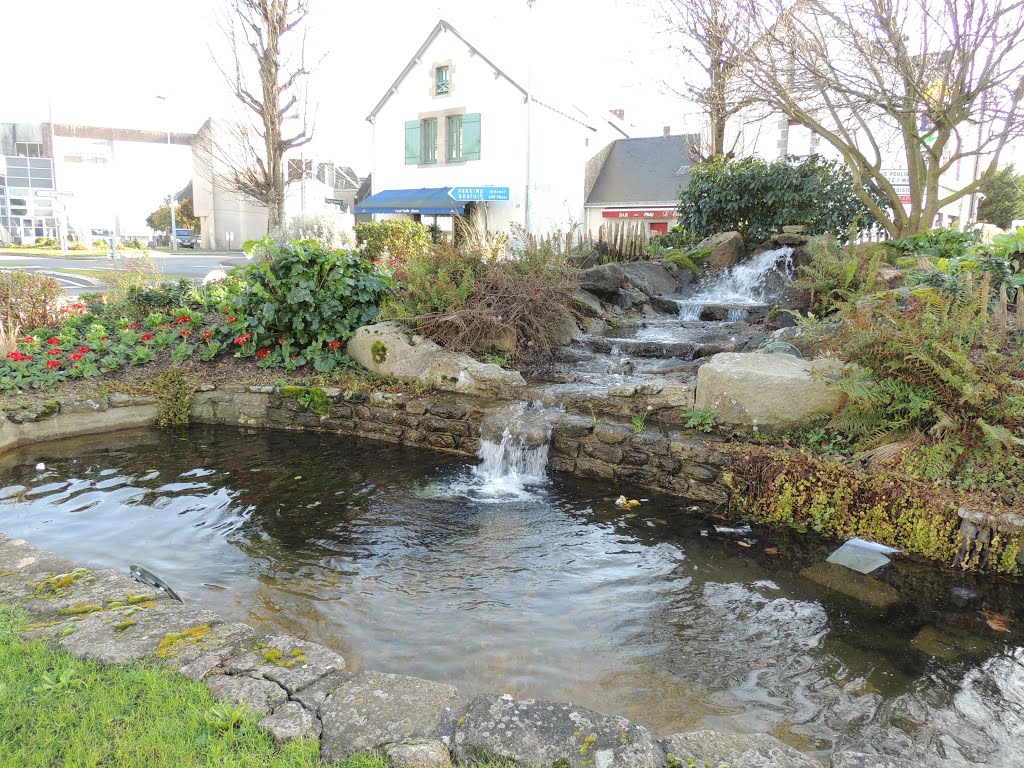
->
[610,108,625,120]
[663,126,671,138]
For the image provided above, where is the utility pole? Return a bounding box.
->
[524,0,536,235]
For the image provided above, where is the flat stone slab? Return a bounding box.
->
[452,694,662,768]
[801,562,902,610]
[205,673,288,716]
[387,740,453,768]
[221,634,345,694]
[259,701,322,743]
[662,730,820,768]
[319,671,461,760]
[291,670,353,711]
[909,624,995,662]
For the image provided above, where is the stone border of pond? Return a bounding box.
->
[0,531,909,768]
[1,384,1021,575]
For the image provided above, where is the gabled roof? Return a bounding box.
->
[585,135,699,207]
[366,19,595,131]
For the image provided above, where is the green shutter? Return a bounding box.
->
[405,120,421,165]
[462,113,481,161]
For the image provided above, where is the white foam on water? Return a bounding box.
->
[675,246,795,320]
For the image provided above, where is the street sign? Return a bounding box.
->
[448,186,510,202]
[324,197,346,205]
[34,190,55,198]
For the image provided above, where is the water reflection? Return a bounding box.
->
[0,426,1022,766]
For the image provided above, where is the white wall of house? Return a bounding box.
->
[368,24,596,235]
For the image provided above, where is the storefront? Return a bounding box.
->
[599,208,678,236]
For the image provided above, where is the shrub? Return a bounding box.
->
[0,271,63,331]
[354,220,431,265]
[68,242,87,251]
[227,238,392,371]
[384,237,579,359]
[678,155,887,243]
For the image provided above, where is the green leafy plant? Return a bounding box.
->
[684,408,719,433]
[0,271,64,330]
[33,668,84,694]
[204,701,248,732]
[678,155,887,243]
[631,410,649,432]
[354,219,431,265]
[226,238,392,373]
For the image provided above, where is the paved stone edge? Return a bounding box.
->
[0,531,913,767]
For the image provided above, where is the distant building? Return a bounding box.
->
[584,132,696,236]
[192,118,365,249]
[358,19,628,235]
[0,121,194,245]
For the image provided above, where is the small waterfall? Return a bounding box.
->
[467,402,559,499]
[676,246,795,320]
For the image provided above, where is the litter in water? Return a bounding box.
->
[615,495,641,510]
[714,525,753,536]
[35,463,45,471]
[129,564,183,603]
[826,538,900,574]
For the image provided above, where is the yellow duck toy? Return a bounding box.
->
[615,495,641,511]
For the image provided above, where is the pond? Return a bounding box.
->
[1,426,1022,766]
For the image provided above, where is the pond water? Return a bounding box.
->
[1,426,1023,766]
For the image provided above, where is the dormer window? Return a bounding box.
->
[435,66,450,95]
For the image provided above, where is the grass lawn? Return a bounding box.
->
[44,268,191,283]
[0,604,365,768]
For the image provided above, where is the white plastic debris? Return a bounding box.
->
[826,538,900,574]
[35,462,45,471]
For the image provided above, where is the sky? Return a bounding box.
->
[5,0,694,173]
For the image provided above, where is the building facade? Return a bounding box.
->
[0,123,57,245]
[358,20,623,235]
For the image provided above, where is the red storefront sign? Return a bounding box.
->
[602,209,677,219]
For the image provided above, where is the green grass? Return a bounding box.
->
[47,268,190,283]
[0,604,384,768]
[0,247,115,258]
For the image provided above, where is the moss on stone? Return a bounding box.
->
[57,602,103,616]
[256,642,307,667]
[155,624,212,659]
[115,619,137,633]
[32,568,91,598]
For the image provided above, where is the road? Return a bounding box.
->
[0,252,252,296]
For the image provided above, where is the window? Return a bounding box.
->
[404,118,437,164]
[446,115,462,161]
[435,66,449,95]
[420,118,437,164]
[14,142,43,158]
[446,113,481,162]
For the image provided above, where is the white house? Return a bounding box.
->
[358,20,627,235]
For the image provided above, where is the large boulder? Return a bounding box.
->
[578,262,681,304]
[451,694,662,768]
[349,322,524,396]
[694,352,844,429]
[661,731,820,768]
[695,231,745,271]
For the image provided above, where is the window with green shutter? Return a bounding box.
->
[404,121,420,165]
[462,113,481,161]
[421,118,437,164]
[445,113,481,162]
[435,66,449,95]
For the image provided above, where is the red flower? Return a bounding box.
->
[233,333,252,346]
[278,338,286,345]
[159,323,171,330]
[202,330,213,340]
[124,322,139,330]
[100,336,108,341]
[77,346,90,353]
[69,353,85,362]
[179,329,192,338]
[47,348,62,356]
[6,351,31,361]
[327,340,343,349]
[227,316,237,324]
[222,307,230,314]
[177,316,191,324]
[140,333,154,342]
[46,360,61,369]
[255,349,270,359]
[20,336,35,344]
[46,337,61,345]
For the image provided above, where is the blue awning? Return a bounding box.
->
[355,187,466,215]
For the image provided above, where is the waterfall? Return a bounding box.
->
[676,246,795,320]
[466,402,558,499]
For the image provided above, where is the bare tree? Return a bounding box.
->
[744,0,1024,237]
[213,0,317,231]
[655,0,756,160]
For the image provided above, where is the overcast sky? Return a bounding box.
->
[6,0,693,172]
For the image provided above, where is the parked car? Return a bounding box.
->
[175,229,198,249]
